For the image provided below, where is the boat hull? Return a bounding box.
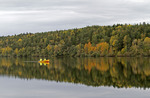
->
[38,60,49,63]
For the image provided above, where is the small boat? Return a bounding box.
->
[38,59,49,63]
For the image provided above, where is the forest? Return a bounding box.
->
[0,22,150,57]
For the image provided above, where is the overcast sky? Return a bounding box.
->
[0,0,150,36]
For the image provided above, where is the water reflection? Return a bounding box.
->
[0,57,150,89]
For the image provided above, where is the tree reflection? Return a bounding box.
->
[0,57,150,89]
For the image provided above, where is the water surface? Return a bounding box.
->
[0,57,150,98]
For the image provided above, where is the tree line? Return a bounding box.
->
[0,22,150,57]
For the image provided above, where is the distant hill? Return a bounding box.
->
[0,23,150,57]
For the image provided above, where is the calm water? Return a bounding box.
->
[0,57,150,98]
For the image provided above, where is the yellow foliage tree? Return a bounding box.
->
[18,39,22,42]
[144,37,150,55]
[14,48,19,56]
[84,42,93,54]
[46,45,52,51]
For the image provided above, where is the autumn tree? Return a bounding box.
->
[143,37,150,55]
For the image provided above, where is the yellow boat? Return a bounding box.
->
[38,59,49,63]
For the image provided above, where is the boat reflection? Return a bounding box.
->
[39,62,49,66]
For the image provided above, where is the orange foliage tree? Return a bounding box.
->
[96,42,109,55]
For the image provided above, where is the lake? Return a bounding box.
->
[0,57,150,98]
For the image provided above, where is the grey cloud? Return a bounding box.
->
[0,0,150,36]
